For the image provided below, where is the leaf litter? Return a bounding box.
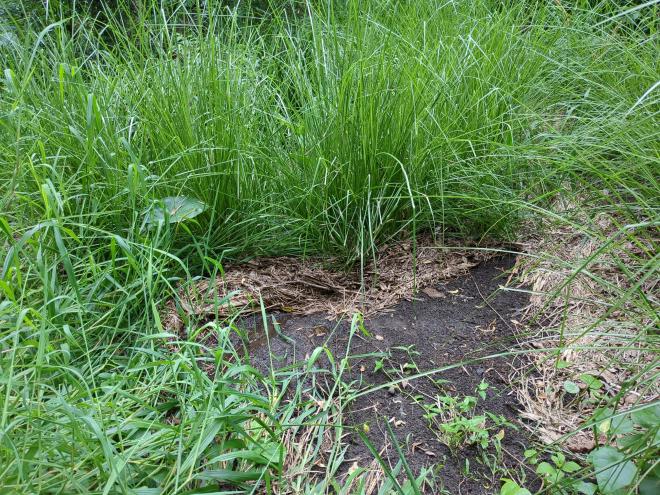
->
[509,210,659,451]
[162,235,496,335]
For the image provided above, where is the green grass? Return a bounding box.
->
[0,0,658,493]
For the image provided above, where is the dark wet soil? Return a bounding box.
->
[240,255,535,494]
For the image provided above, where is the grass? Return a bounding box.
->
[0,0,658,493]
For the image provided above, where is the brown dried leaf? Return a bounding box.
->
[565,434,596,453]
[422,287,445,299]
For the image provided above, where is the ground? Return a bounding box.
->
[235,256,537,493]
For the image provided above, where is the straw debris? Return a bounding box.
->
[163,235,496,335]
[510,212,658,448]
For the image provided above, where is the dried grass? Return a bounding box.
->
[510,212,658,449]
[163,235,495,335]
[276,399,340,493]
[277,398,387,494]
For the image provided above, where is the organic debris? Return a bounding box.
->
[510,212,658,448]
[163,236,495,335]
[276,397,341,493]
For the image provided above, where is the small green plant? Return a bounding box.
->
[143,196,207,228]
[477,379,489,400]
[563,374,605,405]
[588,404,660,495]
[500,478,532,495]
[373,354,388,373]
[530,450,594,495]
[422,382,509,453]
[515,403,660,495]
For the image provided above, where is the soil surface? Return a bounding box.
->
[242,255,534,494]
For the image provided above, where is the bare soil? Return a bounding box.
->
[242,255,535,494]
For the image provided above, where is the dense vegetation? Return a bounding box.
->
[0,1,657,493]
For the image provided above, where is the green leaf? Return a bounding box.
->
[145,196,207,226]
[590,446,638,494]
[574,481,597,495]
[500,479,532,495]
[564,381,580,394]
[610,415,634,435]
[617,432,644,450]
[639,470,660,495]
[133,489,162,495]
[631,404,660,428]
[562,461,581,473]
[206,443,282,465]
[552,452,566,467]
[598,418,612,434]
[580,373,603,390]
[0,215,12,240]
[536,462,556,476]
[592,407,634,436]
[523,449,537,459]
[195,469,264,483]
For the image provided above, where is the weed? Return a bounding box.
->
[421,382,511,455]
[531,450,593,495]
[513,404,660,494]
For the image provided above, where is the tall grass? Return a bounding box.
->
[0,0,658,493]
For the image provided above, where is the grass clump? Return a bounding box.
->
[1,0,658,493]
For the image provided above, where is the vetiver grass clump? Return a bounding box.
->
[0,0,657,493]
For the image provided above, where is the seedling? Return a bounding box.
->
[517,403,660,495]
[421,382,512,455]
[535,452,593,495]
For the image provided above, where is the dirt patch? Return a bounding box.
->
[241,256,534,493]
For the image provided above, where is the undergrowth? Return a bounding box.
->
[0,0,658,493]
